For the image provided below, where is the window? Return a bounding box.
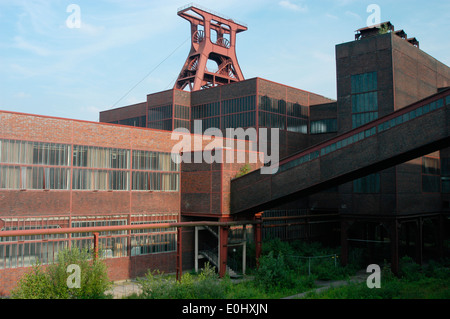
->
[0,217,68,269]
[132,150,179,192]
[72,145,130,191]
[0,139,71,190]
[222,96,256,115]
[422,156,440,193]
[441,158,450,193]
[351,71,378,128]
[353,173,380,193]
[130,214,178,255]
[174,105,190,120]
[148,105,173,131]
[71,216,128,258]
[310,119,337,134]
[117,116,146,127]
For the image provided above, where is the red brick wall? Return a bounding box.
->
[0,110,256,295]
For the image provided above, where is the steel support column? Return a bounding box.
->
[340,220,349,266]
[93,232,99,260]
[254,213,263,268]
[218,224,229,278]
[176,227,183,281]
[390,220,400,275]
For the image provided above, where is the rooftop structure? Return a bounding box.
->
[174,4,248,91]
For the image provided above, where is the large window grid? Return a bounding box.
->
[0,213,180,269]
[71,215,128,258]
[351,71,378,129]
[0,140,71,190]
[441,158,450,194]
[72,145,130,191]
[148,105,173,131]
[174,104,190,131]
[310,119,338,134]
[130,213,178,255]
[353,173,380,193]
[109,116,146,128]
[258,96,308,133]
[0,216,69,269]
[422,156,441,193]
[132,150,180,191]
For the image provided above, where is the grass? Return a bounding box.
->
[125,240,450,300]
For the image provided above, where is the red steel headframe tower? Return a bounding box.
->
[174,4,248,91]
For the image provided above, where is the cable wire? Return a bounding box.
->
[110,36,189,109]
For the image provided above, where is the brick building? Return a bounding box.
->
[1,6,450,296]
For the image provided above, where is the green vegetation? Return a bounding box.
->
[11,247,112,299]
[235,163,251,178]
[304,256,450,299]
[129,239,360,299]
[129,239,450,299]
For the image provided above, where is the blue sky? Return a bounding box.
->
[1,0,449,122]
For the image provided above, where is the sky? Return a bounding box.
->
[1,0,449,122]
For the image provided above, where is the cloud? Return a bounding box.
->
[13,92,31,99]
[278,1,308,13]
[345,10,362,20]
[12,36,51,56]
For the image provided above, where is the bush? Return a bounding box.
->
[255,251,298,290]
[137,262,230,299]
[11,247,112,299]
[399,256,423,281]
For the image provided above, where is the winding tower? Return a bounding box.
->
[174,4,248,91]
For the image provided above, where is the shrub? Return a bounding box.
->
[11,247,112,299]
[137,262,229,299]
[399,256,423,281]
[255,251,297,290]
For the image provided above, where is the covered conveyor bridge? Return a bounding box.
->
[230,88,450,215]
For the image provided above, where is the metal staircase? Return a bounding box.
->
[198,247,240,278]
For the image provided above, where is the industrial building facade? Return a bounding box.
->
[1,4,450,295]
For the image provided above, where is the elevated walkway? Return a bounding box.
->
[231,89,450,215]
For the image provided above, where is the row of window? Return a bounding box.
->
[0,140,71,167]
[73,145,129,169]
[351,71,378,94]
[222,111,256,129]
[148,119,173,131]
[0,166,70,190]
[222,95,256,115]
[352,91,378,114]
[174,119,190,131]
[352,112,378,129]
[422,156,441,193]
[259,96,308,119]
[277,126,377,174]
[148,105,172,122]
[0,140,180,191]
[378,98,445,133]
[132,150,179,172]
[0,214,178,268]
[353,173,380,193]
[109,116,146,128]
[191,102,220,119]
[0,166,179,191]
[310,119,338,134]
[351,71,378,129]
[174,104,190,120]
